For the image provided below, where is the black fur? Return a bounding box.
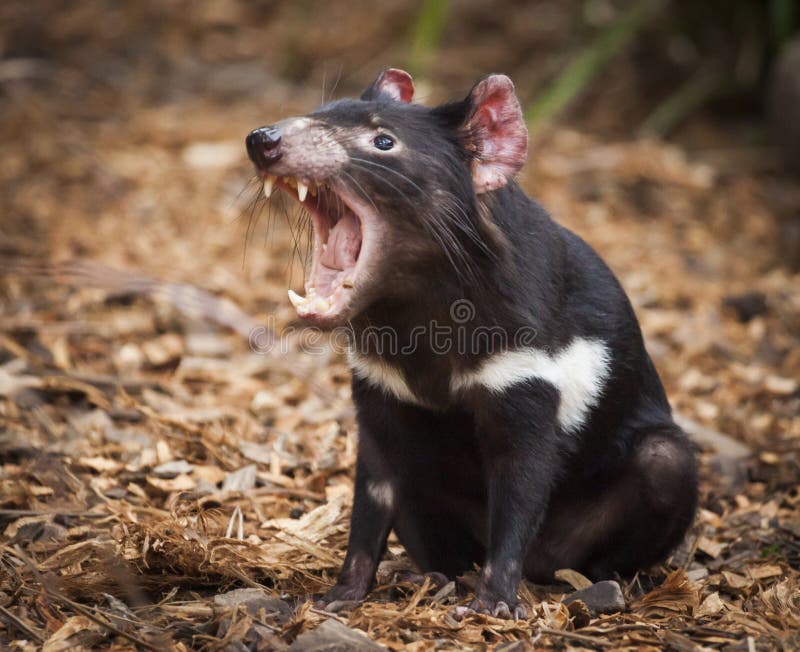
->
[246,72,699,616]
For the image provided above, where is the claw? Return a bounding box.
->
[453,597,527,621]
[323,599,360,614]
[492,600,512,619]
[452,605,475,621]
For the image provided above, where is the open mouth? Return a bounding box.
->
[263,174,369,323]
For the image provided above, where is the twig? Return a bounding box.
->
[0,509,107,519]
[65,370,165,393]
[7,545,164,652]
[538,626,613,647]
[0,604,45,643]
[225,505,244,540]
[48,592,163,651]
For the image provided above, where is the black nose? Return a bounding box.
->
[246,125,282,168]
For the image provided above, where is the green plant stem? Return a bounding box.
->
[526,0,664,133]
[638,62,728,137]
[408,0,449,76]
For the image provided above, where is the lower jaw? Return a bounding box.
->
[295,310,351,329]
[287,268,360,326]
[289,290,354,324]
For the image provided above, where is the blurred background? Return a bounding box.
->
[1,1,799,649]
[2,0,798,428]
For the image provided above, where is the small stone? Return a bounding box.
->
[287,619,387,651]
[562,580,626,615]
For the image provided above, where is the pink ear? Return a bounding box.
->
[362,68,415,103]
[465,75,528,193]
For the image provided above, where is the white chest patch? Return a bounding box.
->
[348,351,423,406]
[348,338,612,433]
[452,338,612,432]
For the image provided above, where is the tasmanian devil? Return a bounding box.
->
[245,69,698,618]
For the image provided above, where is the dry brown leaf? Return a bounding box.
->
[634,570,700,618]
[722,570,754,590]
[78,456,123,473]
[42,616,104,652]
[696,536,726,559]
[146,473,197,493]
[695,591,726,618]
[555,568,593,590]
[749,564,784,580]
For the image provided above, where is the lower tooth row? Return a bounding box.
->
[287,289,330,313]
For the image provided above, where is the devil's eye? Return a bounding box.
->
[373,134,394,151]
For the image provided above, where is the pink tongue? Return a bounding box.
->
[320,212,361,270]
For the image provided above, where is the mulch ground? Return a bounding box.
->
[1,2,799,650]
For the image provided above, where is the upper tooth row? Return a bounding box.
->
[262,175,331,202]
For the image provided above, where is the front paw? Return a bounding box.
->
[453,597,527,620]
[314,582,369,611]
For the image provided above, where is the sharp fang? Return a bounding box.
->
[263,175,275,199]
[288,289,307,308]
[297,181,308,202]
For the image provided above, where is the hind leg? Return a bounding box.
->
[526,429,698,582]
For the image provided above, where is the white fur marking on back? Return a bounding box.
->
[348,351,422,406]
[367,480,395,509]
[452,338,612,432]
